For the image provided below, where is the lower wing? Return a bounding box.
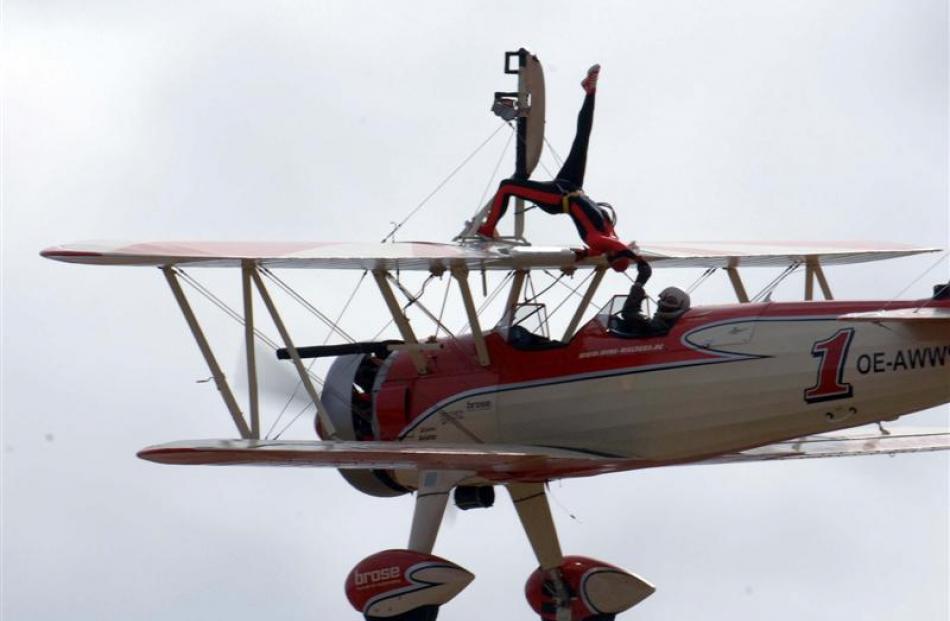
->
[138,427,949,480]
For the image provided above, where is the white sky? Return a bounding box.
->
[2,1,948,620]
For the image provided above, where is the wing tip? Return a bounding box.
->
[40,246,105,262]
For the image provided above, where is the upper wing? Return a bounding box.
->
[40,240,939,271]
[694,427,950,465]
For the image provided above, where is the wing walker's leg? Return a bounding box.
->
[408,471,471,553]
[162,267,252,439]
[507,483,572,621]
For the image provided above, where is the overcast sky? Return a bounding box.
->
[3,1,948,620]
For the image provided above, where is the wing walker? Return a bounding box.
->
[42,50,950,621]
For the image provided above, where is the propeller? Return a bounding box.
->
[232,341,317,436]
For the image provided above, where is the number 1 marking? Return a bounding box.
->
[804,328,855,404]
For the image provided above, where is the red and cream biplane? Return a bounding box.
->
[41,50,949,621]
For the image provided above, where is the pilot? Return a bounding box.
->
[477,64,646,274]
[619,285,690,337]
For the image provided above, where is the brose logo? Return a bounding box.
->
[354,565,401,586]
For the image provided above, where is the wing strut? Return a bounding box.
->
[249,267,338,439]
[372,270,428,374]
[508,483,573,620]
[241,262,261,439]
[725,265,750,303]
[452,267,491,366]
[162,267,253,439]
[562,266,607,341]
[805,257,834,300]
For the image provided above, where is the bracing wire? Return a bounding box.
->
[542,269,588,300]
[524,271,566,302]
[547,269,596,319]
[260,268,356,343]
[434,277,453,339]
[398,274,435,313]
[456,270,515,334]
[370,277,432,340]
[474,125,516,213]
[543,136,565,168]
[267,271,367,440]
[511,270,596,334]
[392,274,456,337]
[687,267,718,294]
[751,262,801,303]
[884,251,949,310]
[381,122,510,243]
[175,268,301,366]
[476,270,515,315]
[525,272,538,303]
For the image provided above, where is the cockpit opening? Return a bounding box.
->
[497,302,567,351]
[599,286,691,338]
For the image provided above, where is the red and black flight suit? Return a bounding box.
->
[478,91,637,261]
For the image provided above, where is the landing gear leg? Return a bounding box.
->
[509,484,653,621]
[507,482,572,621]
[346,471,475,621]
[408,470,469,553]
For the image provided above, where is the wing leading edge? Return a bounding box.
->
[136,439,619,480]
[41,240,939,271]
[138,428,949,481]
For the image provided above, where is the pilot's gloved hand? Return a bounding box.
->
[628,282,646,305]
[572,248,590,262]
[621,282,647,321]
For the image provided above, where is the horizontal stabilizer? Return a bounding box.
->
[839,307,950,322]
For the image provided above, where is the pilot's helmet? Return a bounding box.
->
[655,287,691,320]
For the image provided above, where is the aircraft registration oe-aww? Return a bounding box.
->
[42,49,949,621]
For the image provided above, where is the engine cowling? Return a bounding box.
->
[525,556,655,621]
[321,353,408,497]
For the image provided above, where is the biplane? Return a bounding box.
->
[41,50,950,621]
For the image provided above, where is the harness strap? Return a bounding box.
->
[561,190,585,213]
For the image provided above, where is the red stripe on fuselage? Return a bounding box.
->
[374,299,946,441]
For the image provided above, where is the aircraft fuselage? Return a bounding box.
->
[368,300,949,473]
